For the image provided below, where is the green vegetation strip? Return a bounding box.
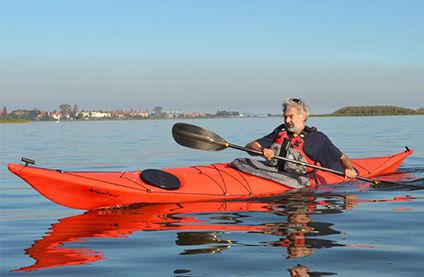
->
[314,106,424,117]
[0,119,31,123]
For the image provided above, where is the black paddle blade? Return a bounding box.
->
[172,123,229,151]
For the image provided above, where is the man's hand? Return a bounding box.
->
[340,154,357,180]
[344,168,357,179]
[262,148,274,161]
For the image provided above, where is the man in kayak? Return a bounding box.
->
[231,98,356,188]
[247,98,357,180]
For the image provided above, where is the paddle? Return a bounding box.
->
[172,123,400,187]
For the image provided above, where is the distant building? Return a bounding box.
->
[164,111,180,119]
[182,112,207,118]
[136,112,149,117]
[79,111,111,119]
[51,112,61,120]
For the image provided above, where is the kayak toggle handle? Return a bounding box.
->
[21,157,35,166]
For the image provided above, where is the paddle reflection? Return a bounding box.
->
[13,192,414,272]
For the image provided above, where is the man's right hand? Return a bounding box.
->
[262,148,274,161]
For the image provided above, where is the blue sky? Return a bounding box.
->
[1,0,423,113]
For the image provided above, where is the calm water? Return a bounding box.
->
[1,116,423,276]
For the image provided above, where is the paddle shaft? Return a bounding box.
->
[228,143,378,184]
[172,122,384,185]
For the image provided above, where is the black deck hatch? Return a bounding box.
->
[140,169,181,190]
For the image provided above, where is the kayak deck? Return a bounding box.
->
[8,148,413,210]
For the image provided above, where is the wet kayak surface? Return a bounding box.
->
[1,116,423,276]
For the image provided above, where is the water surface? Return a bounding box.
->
[1,116,423,276]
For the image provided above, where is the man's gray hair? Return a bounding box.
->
[283,98,310,120]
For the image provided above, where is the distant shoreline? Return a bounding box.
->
[1,113,423,124]
[1,105,423,123]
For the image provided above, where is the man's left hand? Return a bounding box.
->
[344,168,357,179]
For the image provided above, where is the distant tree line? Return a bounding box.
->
[215,110,240,117]
[2,109,42,120]
[331,106,424,116]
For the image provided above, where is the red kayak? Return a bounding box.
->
[8,147,412,210]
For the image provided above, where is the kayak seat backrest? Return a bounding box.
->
[140,169,181,190]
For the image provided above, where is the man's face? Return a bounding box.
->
[284,106,306,134]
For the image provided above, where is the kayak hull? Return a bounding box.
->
[8,148,413,210]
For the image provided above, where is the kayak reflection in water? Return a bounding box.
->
[11,190,391,272]
[266,192,353,259]
[174,192,359,259]
[13,191,417,272]
[234,98,357,187]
